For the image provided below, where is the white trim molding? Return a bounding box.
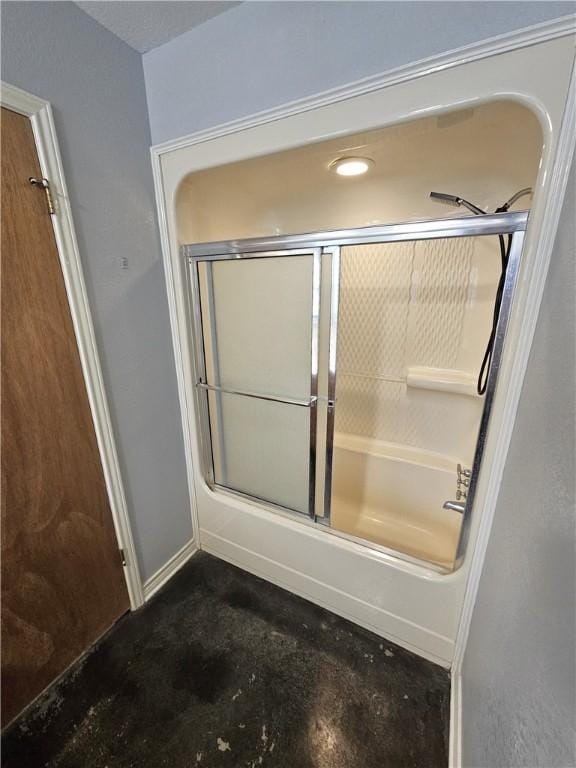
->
[449,672,463,768]
[143,539,198,601]
[152,14,576,157]
[1,82,145,610]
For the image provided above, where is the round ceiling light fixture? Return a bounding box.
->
[330,157,374,177]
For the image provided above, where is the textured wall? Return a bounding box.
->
[462,163,576,767]
[76,1,240,53]
[336,238,487,465]
[1,2,192,583]
[143,1,573,145]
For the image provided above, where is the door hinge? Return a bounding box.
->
[29,176,55,215]
[119,549,127,567]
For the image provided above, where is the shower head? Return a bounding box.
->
[430,191,486,216]
[430,191,460,206]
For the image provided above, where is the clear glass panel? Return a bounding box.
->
[208,391,310,514]
[330,235,500,568]
[199,255,314,400]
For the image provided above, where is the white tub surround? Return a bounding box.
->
[331,435,462,568]
[406,368,479,398]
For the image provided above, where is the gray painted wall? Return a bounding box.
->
[143,1,574,145]
[1,1,192,583]
[462,163,576,767]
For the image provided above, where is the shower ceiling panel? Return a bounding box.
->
[176,101,542,245]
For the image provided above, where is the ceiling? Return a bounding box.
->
[75,1,241,53]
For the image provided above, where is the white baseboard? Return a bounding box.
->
[449,670,462,768]
[143,539,198,601]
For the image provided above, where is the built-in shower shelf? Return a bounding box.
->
[406,366,478,397]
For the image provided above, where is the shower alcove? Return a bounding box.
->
[154,34,573,665]
[179,101,541,565]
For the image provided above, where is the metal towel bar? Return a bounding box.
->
[196,381,317,408]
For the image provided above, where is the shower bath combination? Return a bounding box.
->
[184,205,528,573]
[155,33,573,664]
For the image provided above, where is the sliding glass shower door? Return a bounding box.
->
[189,250,321,516]
[184,211,528,569]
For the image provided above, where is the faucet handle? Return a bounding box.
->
[443,500,466,514]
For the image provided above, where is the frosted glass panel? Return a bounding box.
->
[201,256,313,399]
[208,391,310,514]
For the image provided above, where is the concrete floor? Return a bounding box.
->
[2,552,450,767]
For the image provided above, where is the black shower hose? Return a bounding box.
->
[477,228,513,395]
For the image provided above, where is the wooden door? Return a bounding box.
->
[1,108,129,727]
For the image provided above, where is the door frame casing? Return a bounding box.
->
[0,82,144,610]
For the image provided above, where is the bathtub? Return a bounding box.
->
[330,433,464,569]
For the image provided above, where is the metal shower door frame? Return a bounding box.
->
[187,247,322,520]
[183,210,528,570]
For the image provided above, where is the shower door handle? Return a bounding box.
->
[196,381,317,408]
